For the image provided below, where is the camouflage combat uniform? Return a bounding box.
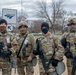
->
[0,32,16,75]
[16,32,35,75]
[38,32,64,75]
[61,32,76,75]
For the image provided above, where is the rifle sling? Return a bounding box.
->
[17,34,28,57]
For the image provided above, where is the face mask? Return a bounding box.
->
[41,28,48,34]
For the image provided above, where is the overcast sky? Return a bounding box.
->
[0,0,76,18]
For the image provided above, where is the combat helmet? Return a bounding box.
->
[67,17,76,32]
[67,17,76,26]
[18,21,28,29]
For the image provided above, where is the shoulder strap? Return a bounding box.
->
[17,34,28,57]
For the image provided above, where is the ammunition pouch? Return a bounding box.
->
[22,48,26,57]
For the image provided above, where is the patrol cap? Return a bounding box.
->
[18,21,28,29]
[41,22,49,29]
[0,19,7,25]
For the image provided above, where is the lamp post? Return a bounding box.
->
[21,0,23,15]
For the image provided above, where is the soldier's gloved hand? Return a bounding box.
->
[27,57,32,62]
[33,50,40,55]
[1,50,12,59]
[52,59,59,67]
[65,52,73,58]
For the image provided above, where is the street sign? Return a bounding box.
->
[7,25,13,31]
[2,8,17,24]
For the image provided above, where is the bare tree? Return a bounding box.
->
[34,0,67,33]
[17,12,28,23]
[34,0,53,25]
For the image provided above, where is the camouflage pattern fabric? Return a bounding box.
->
[0,32,16,75]
[61,32,76,75]
[16,32,35,75]
[38,32,64,75]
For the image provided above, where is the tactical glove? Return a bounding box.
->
[52,59,59,67]
[33,50,40,55]
[65,51,73,58]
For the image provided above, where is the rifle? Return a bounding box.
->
[0,42,12,61]
[36,38,65,75]
[36,39,56,75]
[72,42,76,75]
[36,39,48,75]
[46,50,55,69]
[72,56,76,75]
[36,39,46,70]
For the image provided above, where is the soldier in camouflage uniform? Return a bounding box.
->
[0,19,17,75]
[33,22,65,75]
[16,21,35,75]
[61,18,76,75]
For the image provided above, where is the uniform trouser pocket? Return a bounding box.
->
[2,62,12,75]
[26,62,34,75]
[17,62,25,75]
